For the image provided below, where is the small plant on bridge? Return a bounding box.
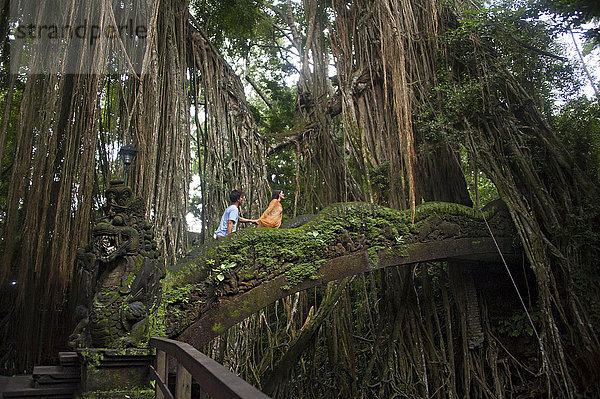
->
[213,261,237,282]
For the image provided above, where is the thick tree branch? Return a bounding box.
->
[509,33,568,62]
[245,76,273,110]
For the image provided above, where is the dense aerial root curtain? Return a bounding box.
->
[207,262,546,399]
[330,0,471,210]
[134,0,191,264]
[451,47,600,395]
[270,0,360,212]
[295,0,354,210]
[0,0,108,370]
[188,25,270,235]
[0,0,190,372]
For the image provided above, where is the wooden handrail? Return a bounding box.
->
[149,337,271,399]
[148,364,175,399]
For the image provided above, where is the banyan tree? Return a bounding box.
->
[0,0,192,370]
[1,0,599,397]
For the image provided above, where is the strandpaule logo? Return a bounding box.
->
[13,19,148,46]
[9,0,150,75]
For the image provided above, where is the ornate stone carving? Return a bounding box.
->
[71,181,164,349]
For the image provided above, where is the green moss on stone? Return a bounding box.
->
[212,322,224,333]
[175,202,499,292]
[156,201,505,334]
[284,259,325,289]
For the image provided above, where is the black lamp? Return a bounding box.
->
[118,145,138,187]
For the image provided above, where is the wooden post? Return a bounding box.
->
[156,350,168,399]
[175,362,192,399]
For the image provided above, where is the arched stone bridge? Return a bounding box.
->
[158,201,520,349]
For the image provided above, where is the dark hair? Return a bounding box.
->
[271,189,283,200]
[230,190,244,203]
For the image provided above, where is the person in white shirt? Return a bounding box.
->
[214,190,257,238]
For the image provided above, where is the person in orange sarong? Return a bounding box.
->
[257,189,284,228]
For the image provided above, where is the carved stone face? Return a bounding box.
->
[92,223,139,263]
[96,235,117,258]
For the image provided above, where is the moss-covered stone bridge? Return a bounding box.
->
[156,201,520,349]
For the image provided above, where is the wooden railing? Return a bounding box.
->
[149,337,271,399]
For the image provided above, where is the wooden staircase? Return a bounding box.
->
[1,352,80,399]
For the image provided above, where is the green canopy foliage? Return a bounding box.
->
[190,0,272,56]
[528,0,600,45]
[553,97,600,181]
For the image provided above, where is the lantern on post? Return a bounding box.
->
[118,145,138,187]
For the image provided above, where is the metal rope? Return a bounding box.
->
[446,142,569,398]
